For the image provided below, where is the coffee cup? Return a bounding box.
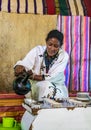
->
[2,117,17,127]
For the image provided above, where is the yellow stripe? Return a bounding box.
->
[0,111,25,117]
[10,0,17,13]
[55,0,60,14]
[28,0,34,13]
[68,0,77,15]
[76,0,84,15]
[2,0,8,12]
[56,8,60,14]
[19,0,25,13]
[36,0,43,14]
[0,99,23,106]
[55,0,59,7]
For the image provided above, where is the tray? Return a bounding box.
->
[0,123,21,130]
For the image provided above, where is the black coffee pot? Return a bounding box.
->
[13,72,31,95]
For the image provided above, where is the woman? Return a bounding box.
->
[14,29,69,101]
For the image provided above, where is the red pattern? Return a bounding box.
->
[83,0,91,17]
[45,0,56,14]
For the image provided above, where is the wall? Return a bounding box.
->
[0,12,57,92]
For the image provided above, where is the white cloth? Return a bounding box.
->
[32,108,91,130]
[14,45,69,100]
[21,111,35,130]
[36,81,68,101]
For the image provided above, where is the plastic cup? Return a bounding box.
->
[2,117,17,128]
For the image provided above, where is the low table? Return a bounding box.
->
[21,98,91,130]
[31,107,91,130]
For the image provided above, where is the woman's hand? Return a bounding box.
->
[27,70,33,76]
[14,65,26,76]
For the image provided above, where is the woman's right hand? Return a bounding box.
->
[14,65,26,76]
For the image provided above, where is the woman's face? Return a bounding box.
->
[46,38,60,57]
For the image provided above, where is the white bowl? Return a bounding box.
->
[77,92,89,97]
[76,92,90,101]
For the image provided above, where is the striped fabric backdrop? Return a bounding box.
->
[57,16,91,93]
[0,0,91,16]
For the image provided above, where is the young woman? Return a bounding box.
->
[14,29,69,101]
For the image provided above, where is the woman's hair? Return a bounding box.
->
[45,29,64,46]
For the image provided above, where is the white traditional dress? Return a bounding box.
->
[14,45,69,101]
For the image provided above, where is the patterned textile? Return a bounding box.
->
[82,0,91,17]
[0,94,25,122]
[57,16,91,92]
[0,0,91,16]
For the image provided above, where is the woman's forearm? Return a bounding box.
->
[30,74,45,81]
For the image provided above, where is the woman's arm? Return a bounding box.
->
[29,73,45,81]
